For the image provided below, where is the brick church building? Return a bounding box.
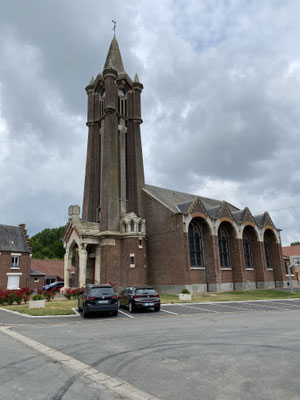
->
[62,36,288,293]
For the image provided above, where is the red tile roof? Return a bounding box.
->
[31,259,75,279]
[282,245,300,257]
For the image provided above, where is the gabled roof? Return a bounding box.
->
[0,224,30,252]
[30,268,45,277]
[143,184,239,214]
[282,245,300,257]
[31,259,75,279]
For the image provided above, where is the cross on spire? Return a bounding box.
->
[112,20,117,36]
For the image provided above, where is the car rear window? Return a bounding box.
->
[136,288,157,295]
[90,287,115,296]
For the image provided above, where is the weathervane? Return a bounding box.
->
[112,20,117,36]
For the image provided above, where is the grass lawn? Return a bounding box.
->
[160,290,300,304]
[0,298,77,316]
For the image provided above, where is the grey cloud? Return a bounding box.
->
[0,0,300,246]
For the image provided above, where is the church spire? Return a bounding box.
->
[103,36,125,74]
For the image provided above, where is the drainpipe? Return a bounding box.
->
[288,259,300,294]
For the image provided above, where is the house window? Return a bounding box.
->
[34,277,39,283]
[11,256,19,269]
[243,232,252,268]
[139,238,143,249]
[264,237,271,268]
[188,222,204,267]
[218,226,230,267]
[7,274,21,289]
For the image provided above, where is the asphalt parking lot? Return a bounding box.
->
[117,298,300,319]
[1,298,300,325]
[1,303,300,400]
[0,299,300,400]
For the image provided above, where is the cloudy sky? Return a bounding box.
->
[1,0,300,245]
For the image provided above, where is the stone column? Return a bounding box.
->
[63,251,71,290]
[95,245,101,284]
[79,244,88,287]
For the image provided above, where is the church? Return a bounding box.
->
[62,36,289,293]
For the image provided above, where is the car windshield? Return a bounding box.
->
[135,288,157,295]
[90,287,115,296]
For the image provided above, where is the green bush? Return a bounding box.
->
[32,294,44,301]
[182,288,190,294]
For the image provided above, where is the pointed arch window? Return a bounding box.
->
[264,236,271,268]
[130,219,135,232]
[243,232,252,268]
[188,222,204,267]
[99,88,105,117]
[118,88,127,116]
[138,221,143,233]
[218,226,229,267]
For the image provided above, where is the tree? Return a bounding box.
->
[290,241,300,246]
[29,226,66,260]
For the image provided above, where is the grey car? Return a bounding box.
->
[78,284,118,318]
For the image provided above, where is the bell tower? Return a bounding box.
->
[82,36,145,232]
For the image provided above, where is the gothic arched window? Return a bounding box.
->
[243,231,252,268]
[130,219,135,233]
[99,88,105,117]
[264,236,271,268]
[138,221,143,232]
[218,226,229,267]
[118,88,127,116]
[188,222,204,267]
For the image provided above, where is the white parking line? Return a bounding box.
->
[179,304,219,313]
[118,310,134,319]
[0,326,159,400]
[268,301,300,308]
[209,303,257,312]
[247,302,290,310]
[160,308,179,316]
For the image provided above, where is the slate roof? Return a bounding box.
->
[253,214,264,226]
[0,224,30,252]
[104,37,125,74]
[207,205,221,218]
[177,201,193,213]
[30,268,45,277]
[31,259,75,279]
[143,184,239,214]
[231,210,244,222]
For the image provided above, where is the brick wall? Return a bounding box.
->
[0,252,30,289]
[144,193,187,285]
[27,275,45,290]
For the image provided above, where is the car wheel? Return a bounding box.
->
[128,301,135,313]
[112,310,118,316]
[154,305,160,312]
[82,306,89,318]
